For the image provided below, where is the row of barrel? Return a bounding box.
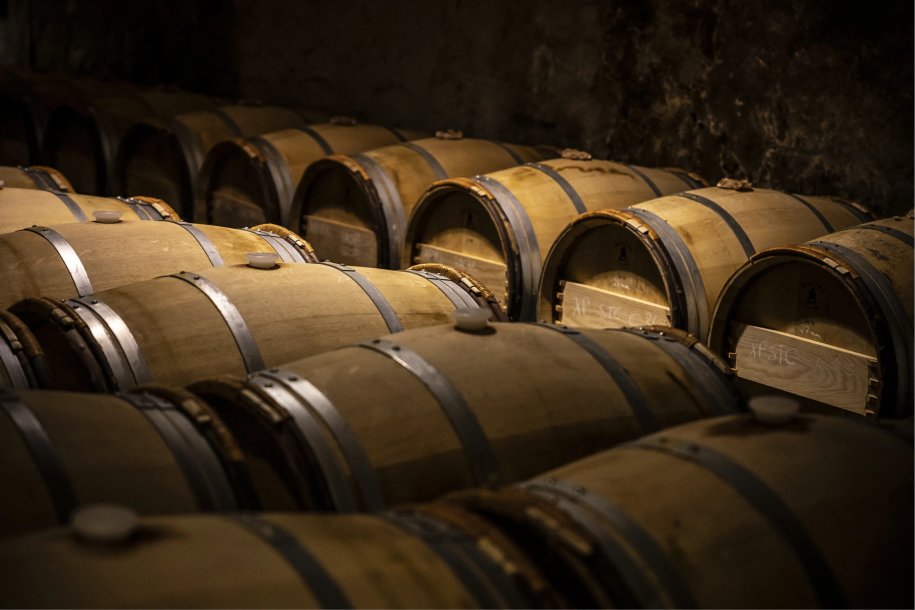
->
[2,158,912,419]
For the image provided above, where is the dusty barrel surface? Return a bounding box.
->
[405,151,705,320]
[0,186,180,234]
[0,165,73,192]
[0,504,551,609]
[115,104,324,220]
[189,322,740,512]
[446,408,914,609]
[291,132,554,269]
[196,119,422,229]
[709,215,914,418]
[0,218,316,309]
[539,184,873,339]
[41,89,216,196]
[0,386,254,537]
[11,263,499,392]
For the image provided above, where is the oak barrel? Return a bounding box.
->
[0,505,549,608]
[41,89,217,195]
[0,385,254,537]
[0,218,317,309]
[189,322,740,512]
[405,150,705,320]
[115,104,326,219]
[196,119,423,229]
[11,263,501,391]
[0,186,180,234]
[0,310,47,390]
[708,215,914,418]
[538,183,873,340]
[291,132,555,268]
[446,407,913,608]
[0,164,73,192]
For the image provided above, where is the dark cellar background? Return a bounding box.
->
[1,0,912,216]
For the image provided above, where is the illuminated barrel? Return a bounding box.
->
[0,165,73,192]
[538,182,872,339]
[709,215,913,417]
[291,131,554,268]
[405,150,704,320]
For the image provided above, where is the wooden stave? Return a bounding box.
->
[0,310,49,391]
[404,159,704,321]
[0,165,74,192]
[291,137,549,269]
[0,385,258,538]
[187,322,741,512]
[40,90,217,196]
[0,217,317,310]
[444,412,914,609]
[0,503,551,609]
[115,105,314,220]
[538,187,874,340]
[195,123,416,229]
[708,215,914,418]
[9,263,493,392]
[0,186,181,234]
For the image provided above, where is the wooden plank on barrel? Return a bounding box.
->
[415,243,507,301]
[305,215,378,267]
[558,280,671,329]
[731,322,877,415]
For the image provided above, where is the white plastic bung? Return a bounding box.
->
[245,251,280,269]
[453,307,492,332]
[748,395,800,425]
[71,504,139,544]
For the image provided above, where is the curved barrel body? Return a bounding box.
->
[196,122,422,229]
[292,136,553,268]
[0,165,73,192]
[406,156,704,320]
[115,105,324,219]
[0,386,251,537]
[11,263,496,391]
[709,215,914,417]
[41,90,216,195]
[189,323,740,512]
[0,218,316,309]
[539,186,872,339]
[447,412,913,608]
[0,186,180,234]
[0,505,548,609]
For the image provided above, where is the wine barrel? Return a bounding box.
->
[0,311,47,390]
[41,89,217,195]
[291,131,556,269]
[0,186,180,234]
[0,385,255,537]
[0,70,136,166]
[0,164,73,192]
[446,403,913,609]
[10,263,502,392]
[196,119,424,229]
[0,218,317,309]
[0,504,549,609]
[539,182,873,340]
[708,215,914,418]
[405,150,705,320]
[115,105,327,219]
[189,322,740,512]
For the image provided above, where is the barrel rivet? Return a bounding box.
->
[71,504,138,545]
[748,395,800,425]
[91,299,99,304]
[193,275,200,280]
[392,345,401,351]
[574,486,585,495]
[287,375,297,381]
[269,368,279,373]
[263,382,274,388]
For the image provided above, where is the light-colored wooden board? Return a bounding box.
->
[558,280,671,329]
[305,214,379,267]
[731,323,877,415]
[414,243,507,301]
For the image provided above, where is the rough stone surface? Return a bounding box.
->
[14,0,915,215]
